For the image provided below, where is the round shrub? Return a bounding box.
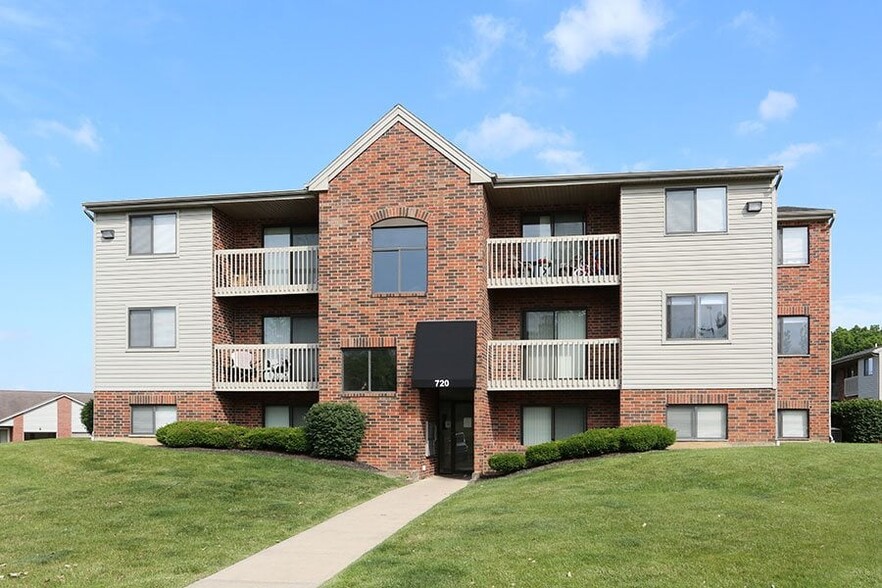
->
[80,399,94,434]
[832,399,882,443]
[242,427,308,454]
[305,403,367,460]
[488,452,526,474]
[619,425,676,452]
[525,441,561,468]
[559,428,623,459]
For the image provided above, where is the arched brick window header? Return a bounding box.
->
[370,207,430,226]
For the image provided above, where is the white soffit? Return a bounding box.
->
[306,104,494,191]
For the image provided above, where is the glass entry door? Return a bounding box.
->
[438,400,474,474]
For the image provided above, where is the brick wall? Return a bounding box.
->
[489,286,620,339]
[216,295,318,344]
[489,202,620,238]
[12,415,23,442]
[318,122,490,477]
[57,397,72,438]
[777,218,831,440]
[621,388,777,441]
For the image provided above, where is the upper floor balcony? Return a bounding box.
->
[487,338,620,390]
[487,234,620,288]
[214,246,318,296]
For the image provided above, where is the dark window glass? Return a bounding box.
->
[343,348,396,392]
[667,294,728,340]
[372,224,427,293]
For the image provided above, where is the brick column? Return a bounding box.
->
[12,415,24,442]
[57,397,72,438]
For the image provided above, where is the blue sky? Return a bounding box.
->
[0,0,879,392]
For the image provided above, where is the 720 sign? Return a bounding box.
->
[434,379,450,388]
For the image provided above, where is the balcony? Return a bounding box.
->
[487,234,620,288]
[487,338,620,390]
[214,246,318,296]
[214,344,319,391]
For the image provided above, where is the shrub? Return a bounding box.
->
[155,421,247,449]
[242,427,308,454]
[832,399,882,443]
[488,452,526,474]
[80,399,94,434]
[620,425,676,452]
[525,441,561,468]
[305,403,367,460]
[559,428,622,459]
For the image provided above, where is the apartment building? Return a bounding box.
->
[84,105,833,476]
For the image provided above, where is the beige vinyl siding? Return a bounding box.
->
[620,180,776,389]
[23,401,58,433]
[94,208,213,390]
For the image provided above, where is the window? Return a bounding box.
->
[524,310,586,379]
[864,357,876,377]
[343,348,396,392]
[521,213,584,266]
[130,213,176,255]
[666,405,727,440]
[263,316,318,383]
[666,294,728,340]
[778,227,808,265]
[263,316,318,344]
[131,405,177,435]
[665,187,727,234]
[128,308,176,348]
[263,226,318,286]
[778,409,808,439]
[264,405,311,428]
[778,317,809,355]
[522,406,585,445]
[372,220,427,293]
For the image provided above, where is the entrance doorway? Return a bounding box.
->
[438,398,474,474]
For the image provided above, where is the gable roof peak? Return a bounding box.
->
[305,104,494,191]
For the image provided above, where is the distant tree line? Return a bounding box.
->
[832,325,882,360]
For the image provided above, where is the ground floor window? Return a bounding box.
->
[131,405,177,435]
[778,409,809,439]
[666,405,727,440]
[522,405,586,446]
[24,432,56,441]
[0,428,9,443]
[342,348,396,392]
[264,405,311,428]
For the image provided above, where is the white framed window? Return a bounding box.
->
[778,316,809,355]
[666,405,727,440]
[665,187,727,234]
[264,405,310,428]
[778,227,808,265]
[666,294,728,340]
[778,409,808,439]
[372,219,428,293]
[521,406,586,446]
[131,405,177,435]
[864,357,876,377]
[130,213,177,255]
[129,307,176,348]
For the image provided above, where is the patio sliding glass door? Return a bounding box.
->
[524,310,586,381]
[263,226,318,286]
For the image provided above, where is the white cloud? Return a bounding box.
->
[759,90,797,122]
[448,15,513,89]
[546,0,665,72]
[736,120,766,135]
[832,294,882,329]
[729,10,777,47]
[538,149,591,174]
[34,118,100,151]
[767,142,821,169]
[0,133,45,210]
[457,113,573,159]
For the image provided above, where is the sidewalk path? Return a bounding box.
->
[189,475,469,588]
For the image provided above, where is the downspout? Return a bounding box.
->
[771,172,781,446]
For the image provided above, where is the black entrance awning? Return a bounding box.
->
[412,321,477,389]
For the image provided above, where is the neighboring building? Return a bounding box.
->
[832,347,882,401]
[0,391,93,443]
[84,105,834,477]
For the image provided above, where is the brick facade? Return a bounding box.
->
[777,218,832,440]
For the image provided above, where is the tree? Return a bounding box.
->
[80,399,94,434]
[832,325,882,360]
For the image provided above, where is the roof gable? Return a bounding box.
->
[0,391,91,423]
[306,105,493,191]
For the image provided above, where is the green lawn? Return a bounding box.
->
[0,439,399,587]
[329,444,882,588]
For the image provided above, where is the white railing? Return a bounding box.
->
[844,376,860,397]
[488,338,620,390]
[487,234,619,288]
[214,246,318,296]
[214,344,319,391]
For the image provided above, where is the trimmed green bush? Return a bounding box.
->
[80,399,94,434]
[558,428,622,459]
[488,452,526,474]
[241,427,308,454]
[155,421,248,449]
[620,425,676,452]
[832,399,882,443]
[525,441,561,467]
[305,403,367,460]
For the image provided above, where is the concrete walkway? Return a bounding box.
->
[189,475,469,588]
